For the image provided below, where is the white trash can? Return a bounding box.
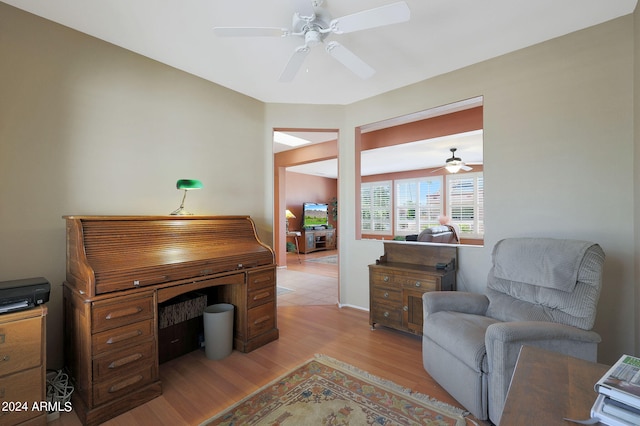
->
[203,303,234,360]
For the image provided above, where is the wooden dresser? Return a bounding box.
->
[63,216,278,425]
[369,242,456,335]
[0,305,47,426]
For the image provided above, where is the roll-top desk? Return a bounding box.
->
[63,215,278,425]
[369,242,456,335]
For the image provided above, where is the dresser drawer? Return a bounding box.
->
[371,286,401,304]
[399,275,437,291]
[371,305,402,328]
[93,340,155,382]
[370,272,396,287]
[0,366,44,425]
[92,294,154,333]
[0,316,41,376]
[92,319,155,355]
[92,364,155,406]
[247,269,275,291]
[247,302,275,338]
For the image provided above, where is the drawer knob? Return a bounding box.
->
[383,276,390,282]
[383,311,389,318]
[415,281,421,287]
[403,305,408,311]
[383,292,389,298]
[0,355,9,362]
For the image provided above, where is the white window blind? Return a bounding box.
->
[361,181,392,235]
[447,172,484,238]
[395,177,443,235]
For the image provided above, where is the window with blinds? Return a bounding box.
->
[395,177,443,235]
[361,181,392,235]
[447,172,484,238]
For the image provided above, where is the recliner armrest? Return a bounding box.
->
[485,321,602,346]
[423,291,489,317]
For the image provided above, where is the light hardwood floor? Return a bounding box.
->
[50,304,488,425]
[50,252,489,425]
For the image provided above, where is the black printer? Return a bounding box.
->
[0,277,50,314]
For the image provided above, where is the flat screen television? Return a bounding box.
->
[302,202,329,229]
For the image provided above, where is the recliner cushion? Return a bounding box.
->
[423,311,500,373]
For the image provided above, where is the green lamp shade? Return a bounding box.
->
[176,179,203,190]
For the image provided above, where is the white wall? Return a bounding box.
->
[268,15,637,364]
[0,4,266,368]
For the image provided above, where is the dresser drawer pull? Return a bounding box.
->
[106,329,143,345]
[0,355,9,362]
[415,281,421,287]
[403,306,408,311]
[108,353,143,369]
[108,374,143,393]
[105,306,143,320]
[252,291,271,301]
[383,311,390,318]
[383,276,390,282]
[254,315,271,325]
[383,292,389,298]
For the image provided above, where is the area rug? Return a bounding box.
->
[201,354,467,426]
[305,254,338,264]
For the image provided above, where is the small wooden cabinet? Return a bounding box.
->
[300,228,336,253]
[0,305,47,426]
[369,242,456,335]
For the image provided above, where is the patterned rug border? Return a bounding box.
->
[200,353,468,426]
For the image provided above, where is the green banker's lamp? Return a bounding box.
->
[170,179,203,215]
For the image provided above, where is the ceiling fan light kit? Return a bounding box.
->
[213,1,410,81]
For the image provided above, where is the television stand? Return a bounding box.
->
[300,228,336,254]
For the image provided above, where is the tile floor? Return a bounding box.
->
[277,251,339,306]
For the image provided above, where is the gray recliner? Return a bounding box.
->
[422,238,605,424]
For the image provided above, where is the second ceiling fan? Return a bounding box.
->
[213,1,410,82]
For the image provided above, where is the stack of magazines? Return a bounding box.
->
[591,354,640,425]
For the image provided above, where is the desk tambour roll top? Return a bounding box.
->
[65,215,274,297]
[63,215,279,425]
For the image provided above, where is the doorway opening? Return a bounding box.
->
[273,129,339,306]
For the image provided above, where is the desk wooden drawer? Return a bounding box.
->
[92,364,155,406]
[92,319,154,355]
[247,302,275,338]
[0,366,44,425]
[93,340,155,382]
[247,269,275,291]
[248,286,275,309]
[0,316,41,376]
[92,295,154,333]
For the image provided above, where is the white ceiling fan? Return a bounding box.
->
[433,148,474,173]
[213,0,410,82]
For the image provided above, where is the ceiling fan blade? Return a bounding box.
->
[460,165,473,171]
[325,41,375,79]
[213,27,288,37]
[330,1,410,34]
[279,46,311,82]
[294,0,316,20]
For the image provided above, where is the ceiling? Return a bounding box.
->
[3,0,636,105]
